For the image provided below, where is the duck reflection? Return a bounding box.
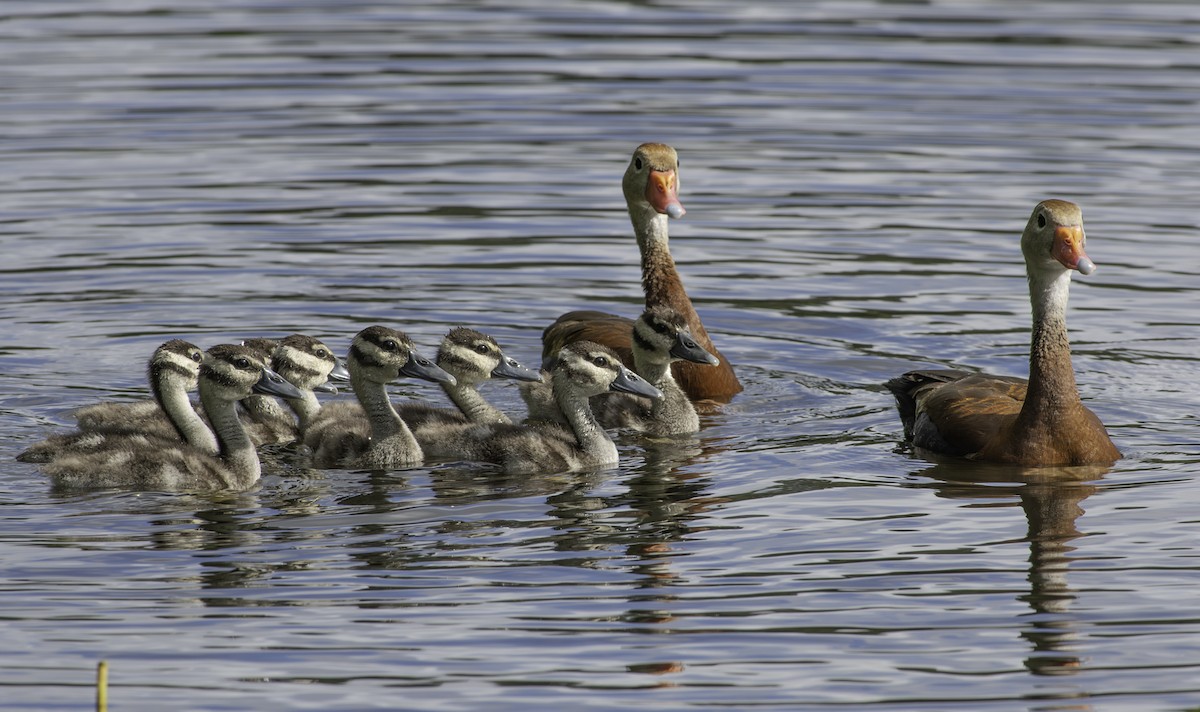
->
[543,434,721,680]
[539,434,715,555]
[910,457,1110,680]
[623,435,719,680]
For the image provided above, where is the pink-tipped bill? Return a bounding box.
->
[1053,225,1095,275]
[646,169,685,218]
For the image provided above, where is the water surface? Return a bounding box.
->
[3,1,1200,709]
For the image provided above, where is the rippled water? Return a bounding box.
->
[3,1,1200,709]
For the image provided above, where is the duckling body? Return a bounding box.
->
[886,200,1121,467]
[303,326,454,469]
[525,306,717,437]
[591,306,718,435]
[238,334,349,445]
[398,327,540,459]
[456,342,662,475]
[41,344,303,491]
[540,143,741,410]
[18,340,217,463]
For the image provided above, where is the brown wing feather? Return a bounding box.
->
[914,374,1026,455]
[674,348,739,409]
[541,311,635,367]
[892,369,1120,466]
[885,369,974,438]
[887,370,1028,457]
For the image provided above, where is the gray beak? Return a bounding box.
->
[670,332,719,366]
[328,357,351,382]
[399,349,457,386]
[252,365,305,400]
[491,354,542,382]
[609,364,663,400]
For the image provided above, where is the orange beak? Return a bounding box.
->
[645,169,685,218]
[1053,225,1096,275]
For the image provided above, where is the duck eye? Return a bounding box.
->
[634,157,643,171]
[475,344,490,354]
[593,356,608,367]
[383,340,398,352]
[1037,213,1046,229]
[235,357,250,368]
[190,351,202,363]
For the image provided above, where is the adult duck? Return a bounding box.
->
[886,199,1121,467]
[540,143,741,410]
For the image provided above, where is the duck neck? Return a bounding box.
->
[643,358,698,431]
[354,372,417,448]
[1019,269,1081,426]
[554,381,610,455]
[633,209,709,343]
[287,390,322,432]
[199,388,260,486]
[156,377,218,454]
[632,339,671,385]
[444,378,509,424]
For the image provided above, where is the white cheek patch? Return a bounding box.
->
[285,348,331,375]
[461,345,496,374]
[631,321,673,355]
[359,342,387,363]
[352,339,408,382]
[440,342,497,381]
[273,347,333,389]
[161,350,202,375]
[566,354,618,393]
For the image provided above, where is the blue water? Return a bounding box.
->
[3,1,1200,709]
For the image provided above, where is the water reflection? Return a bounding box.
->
[619,436,721,595]
[909,458,1108,692]
[5,0,1200,706]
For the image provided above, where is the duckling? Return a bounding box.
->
[17,339,218,463]
[303,326,455,469]
[41,344,304,491]
[396,327,541,459]
[454,341,662,475]
[529,306,719,436]
[238,334,350,445]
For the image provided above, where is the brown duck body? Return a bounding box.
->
[887,369,1119,466]
[886,200,1120,467]
[541,143,741,411]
